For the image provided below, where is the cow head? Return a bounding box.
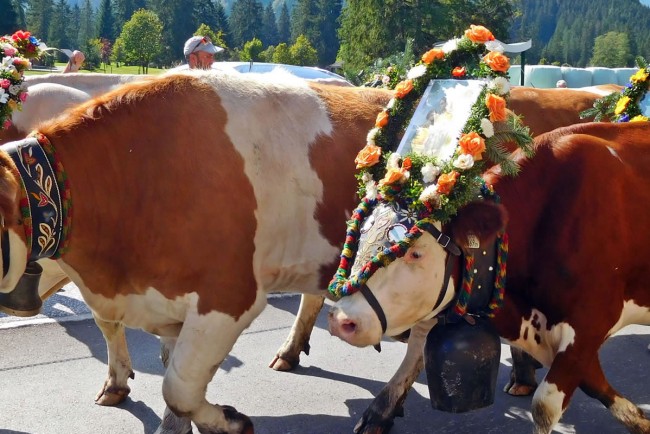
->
[328,199,507,348]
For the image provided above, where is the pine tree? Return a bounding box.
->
[314,0,341,66]
[48,0,72,52]
[149,0,197,62]
[261,3,280,47]
[26,0,54,41]
[276,2,291,44]
[114,0,144,32]
[77,0,95,48]
[12,0,27,30]
[0,0,19,34]
[96,0,116,41]
[214,0,231,47]
[228,0,263,49]
[194,0,219,30]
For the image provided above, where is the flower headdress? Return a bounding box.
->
[1,30,46,131]
[580,57,650,124]
[329,25,534,299]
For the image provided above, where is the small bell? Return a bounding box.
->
[0,261,44,317]
[424,316,501,413]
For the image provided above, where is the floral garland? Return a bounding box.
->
[1,30,46,131]
[612,58,650,123]
[328,25,533,304]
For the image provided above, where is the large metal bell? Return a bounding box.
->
[0,261,43,317]
[424,316,501,413]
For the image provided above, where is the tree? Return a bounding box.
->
[229,0,263,48]
[77,0,95,48]
[115,0,146,31]
[590,31,632,67]
[240,37,263,61]
[82,37,102,69]
[148,0,196,63]
[111,36,125,67]
[48,0,72,53]
[118,9,163,73]
[314,0,341,66]
[1,0,19,35]
[26,0,54,41]
[12,0,28,30]
[96,0,116,41]
[277,2,291,44]
[272,42,292,64]
[261,3,280,47]
[290,34,317,65]
[194,23,228,54]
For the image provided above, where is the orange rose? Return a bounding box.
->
[394,80,414,99]
[436,171,459,195]
[422,48,445,64]
[402,157,412,171]
[375,110,389,128]
[379,168,406,186]
[458,132,486,161]
[452,66,466,77]
[483,51,510,73]
[485,93,507,122]
[354,144,382,169]
[464,25,495,44]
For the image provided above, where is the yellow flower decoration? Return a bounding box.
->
[615,96,631,115]
[630,115,649,122]
[630,69,649,83]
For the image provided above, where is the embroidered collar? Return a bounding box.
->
[1,133,72,261]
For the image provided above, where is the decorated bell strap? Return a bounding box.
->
[1,133,71,261]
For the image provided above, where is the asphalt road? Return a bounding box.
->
[0,288,648,434]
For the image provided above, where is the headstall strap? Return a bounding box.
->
[0,134,70,262]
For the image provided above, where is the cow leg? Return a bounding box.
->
[504,346,541,396]
[354,317,437,434]
[269,293,324,371]
[156,337,193,434]
[159,299,265,434]
[579,356,650,434]
[93,315,134,406]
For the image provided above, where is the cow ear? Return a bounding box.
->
[449,201,508,250]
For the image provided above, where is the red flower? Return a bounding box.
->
[452,66,466,77]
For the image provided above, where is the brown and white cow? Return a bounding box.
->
[0,70,394,433]
[328,121,650,434]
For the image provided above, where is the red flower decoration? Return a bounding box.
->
[452,66,466,77]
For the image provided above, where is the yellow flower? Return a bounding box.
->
[630,69,649,83]
[614,96,631,115]
[630,115,649,122]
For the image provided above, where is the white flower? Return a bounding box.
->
[442,38,460,54]
[453,154,475,170]
[361,172,373,183]
[0,89,9,104]
[386,153,401,170]
[8,84,22,95]
[365,180,378,200]
[485,40,505,53]
[489,76,510,95]
[382,75,391,85]
[421,162,441,184]
[480,118,494,138]
[419,184,440,207]
[387,98,395,109]
[366,127,379,146]
[407,64,427,79]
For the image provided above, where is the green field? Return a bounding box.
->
[24,63,166,76]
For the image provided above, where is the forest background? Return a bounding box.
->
[1,0,650,81]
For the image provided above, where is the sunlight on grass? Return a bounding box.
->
[25,63,166,76]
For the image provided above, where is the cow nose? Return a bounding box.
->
[327,309,358,341]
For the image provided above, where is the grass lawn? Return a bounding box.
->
[24,62,166,76]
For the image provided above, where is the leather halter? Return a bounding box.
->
[357,225,462,336]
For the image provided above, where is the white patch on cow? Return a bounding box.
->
[532,380,566,433]
[607,300,650,336]
[187,71,339,296]
[0,229,28,294]
[509,308,576,367]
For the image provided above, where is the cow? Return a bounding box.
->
[0,70,396,433]
[328,121,650,434]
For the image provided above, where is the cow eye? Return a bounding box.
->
[409,250,422,260]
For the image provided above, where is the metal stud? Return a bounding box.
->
[488,266,493,271]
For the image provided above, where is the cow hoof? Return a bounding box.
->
[95,385,131,406]
[196,405,254,434]
[268,355,298,371]
[503,382,536,396]
[353,411,395,434]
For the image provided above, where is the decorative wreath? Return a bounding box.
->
[328,25,534,311]
[1,30,45,130]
